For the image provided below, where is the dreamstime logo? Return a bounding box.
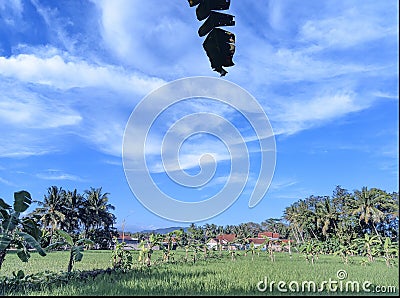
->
[257,269,398,294]
[122,77,276,222]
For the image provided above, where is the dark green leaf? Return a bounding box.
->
[16,232,46,256]
[76,238,94,246]
[16,270,25,279]
[21,218,41,240]
[17,249,30,262]
[56,230,73,246]
[0,198,11,210]
[13,191,32,213]
[0,209,9,220]
[1,213,19,233]
[46,241,67,251]
[72,246,84,262]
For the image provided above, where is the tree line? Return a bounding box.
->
[129,185,398,247]
[2,184,398,267]
[31,185,117,249]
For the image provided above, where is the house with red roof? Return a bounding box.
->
[207,234,237,250]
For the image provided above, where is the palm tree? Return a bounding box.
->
[283,204,303,243]
[81,187,116,248]
[83,187,115,234]
[300,197,320,241]
[350,187,390,238]
[315,197,338,239]
[34,186,67,243]
[60,189,85,235]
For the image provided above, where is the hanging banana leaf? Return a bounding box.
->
[13,191,32,213]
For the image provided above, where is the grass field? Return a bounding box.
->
[1,250,398,296]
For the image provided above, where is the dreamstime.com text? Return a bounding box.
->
[257,270,397,294]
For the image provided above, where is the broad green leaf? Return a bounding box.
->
[0,198,11,210]
[13,191,32,213]
[0,209,9,220]
[56,230,73,246]
[16,270,25,279]
[46,241,67,251]
[16,231,47,256]
[17,249,30,262]
[21,218,41,240]
[76,238,94,246]
[72,245,84,262]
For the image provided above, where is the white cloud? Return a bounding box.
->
[0,53,165,93]
[0,141,57,158]
[35,169,84,181]
[0,0,23,26]
[299,7,398,49]
[0,86,81,129]
[93,0,205,76]
[271,90,367,135]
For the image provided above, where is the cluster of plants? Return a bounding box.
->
[0,191,46,269]
[33,186,117,249]
[283,186,398,244]
[296,234,398,267]
[0,267,119,295]
[0,189,117,294]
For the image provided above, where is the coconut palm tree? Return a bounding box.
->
[34,186,67,243]
[315,197,339,238]
[60,189,85,235]
[350,187,390,238]
[283,205,299,243]
[82,187,115,236]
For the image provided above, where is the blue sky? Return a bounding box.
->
[0,0,398,232]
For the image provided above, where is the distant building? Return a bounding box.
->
[258,232,280,240]
[207,234,238,250]
[116,235,140,250]
[206,232,290,252]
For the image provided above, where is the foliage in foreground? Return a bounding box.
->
[0,191,46,269]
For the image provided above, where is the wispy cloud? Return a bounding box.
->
[0,176,16,187]
[93,0,208,77]
[0,53,165,93]
[35,169,85,182]
[271,90,367,135]
[0,0,23,27]
[299,6,398,49]
[0,80,82,128]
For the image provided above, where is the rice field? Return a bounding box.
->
[1,250,398,296]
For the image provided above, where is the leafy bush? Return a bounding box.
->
[0,191,46,269]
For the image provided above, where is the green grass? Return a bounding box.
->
[1,250,398,296]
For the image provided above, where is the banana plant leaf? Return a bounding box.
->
[45,241,67,252]
[72,245,84,262]
[21,218,42,240]
[17,249,30,262]
[16,231,46,256]
[56,230,73,246]
[76,238,94,246]
[13,191,32,213]
[0,198,11,210]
